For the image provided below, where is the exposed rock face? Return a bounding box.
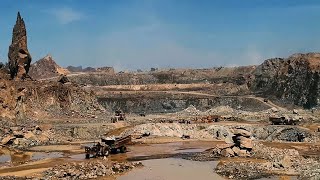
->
[29,55,70,80]
[0,75,105,120]
[250,53,320,108]
[8,12,32,80]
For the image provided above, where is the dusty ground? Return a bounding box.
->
[0,115,320,179]
[0,84,319,179]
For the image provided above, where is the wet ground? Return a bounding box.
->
[117,158,298,180]
[117,158,223,180]
[0,140,220,177]
[0,139,317,179]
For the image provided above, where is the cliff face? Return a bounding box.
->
[8,12,32,80]
[250,53,320,108]
[29,55,70,80]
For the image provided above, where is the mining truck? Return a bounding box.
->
[85,135,131,159]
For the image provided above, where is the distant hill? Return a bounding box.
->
[29,55,70,80]
[66,66,95,72]
[66,65,114,73]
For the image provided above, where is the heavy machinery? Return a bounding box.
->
[269,116,299,125]
[111,110,126,123]
[85,135,131,159]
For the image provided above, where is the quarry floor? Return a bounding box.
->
[0,117,319,179]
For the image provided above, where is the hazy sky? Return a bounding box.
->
[0,0,320,70]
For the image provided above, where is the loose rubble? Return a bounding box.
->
[121,123,318,143]
[43,160,142,179]
[215,142,320,179]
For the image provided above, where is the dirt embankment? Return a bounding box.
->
[120,122,319,143]
[0,77,105,121]
[64,66,255,86]
[98,92,271,114]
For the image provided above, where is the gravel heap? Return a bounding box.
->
[215,142,320,179]
[43,160,142,179]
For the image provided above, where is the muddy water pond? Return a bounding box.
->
[116,158,297,180]
[0,148,63,166]
[118,158,224,180]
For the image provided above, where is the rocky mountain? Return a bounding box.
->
[8,12,32,80]
[29,55,70,80]
[250,53,320,108]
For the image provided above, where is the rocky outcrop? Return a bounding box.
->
[218,127,253,157]
[8,12,32,80]
[250,53,320,108]
[29,55,70,80]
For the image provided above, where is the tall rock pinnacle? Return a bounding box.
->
[8,11,32,80]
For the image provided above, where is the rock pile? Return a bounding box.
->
[0,125,53,149]
[43,160,142,179]
[218,128,253,157]
[8,12,32,80]
[216,143,320,179]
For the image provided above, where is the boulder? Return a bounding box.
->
[232,146,241,155]
[233,128,252,137]
[24,131,36,139]
[271,107,279,113]
[238,136,253,149]
[237,149,250,157]
[221,148,235,157]
[10,126,22,131]
[13,131,24,138]
[1,135,16,145]
[280,155,292,168]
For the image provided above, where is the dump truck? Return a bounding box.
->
[85,135,131,159]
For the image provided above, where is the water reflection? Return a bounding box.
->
[0,148,63,166]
